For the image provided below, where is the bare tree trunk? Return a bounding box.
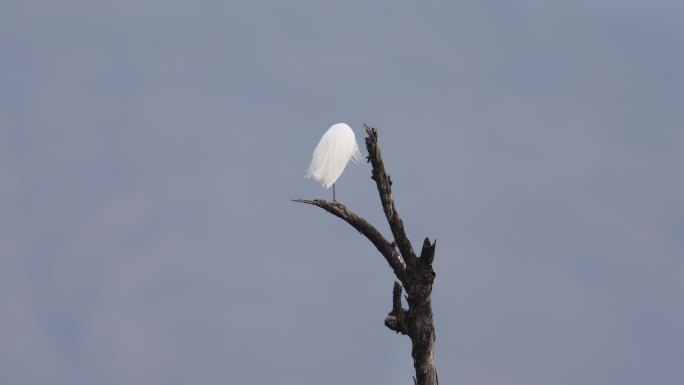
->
[293,125,438,385]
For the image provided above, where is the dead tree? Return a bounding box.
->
[293,124,438,385]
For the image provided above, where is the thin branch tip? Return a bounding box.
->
[291,198,318,205]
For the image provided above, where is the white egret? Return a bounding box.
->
[305,123,362,202]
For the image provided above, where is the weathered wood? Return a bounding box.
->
[291,199,407,283]
[364,124,418,266]
[294,125,438,385]
[406,240,438,385]
[385,281,408,334]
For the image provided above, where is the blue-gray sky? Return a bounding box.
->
[2,1,683,384]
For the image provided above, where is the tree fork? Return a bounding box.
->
[293,124,438,385]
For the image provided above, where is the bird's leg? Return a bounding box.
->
[332,183,336,202]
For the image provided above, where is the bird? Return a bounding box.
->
[305,123,362,202]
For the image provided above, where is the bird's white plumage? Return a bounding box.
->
[305,123,362,188]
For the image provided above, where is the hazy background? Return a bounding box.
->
[2,1,683,384]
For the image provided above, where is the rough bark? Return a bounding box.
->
[293,124,438,385]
